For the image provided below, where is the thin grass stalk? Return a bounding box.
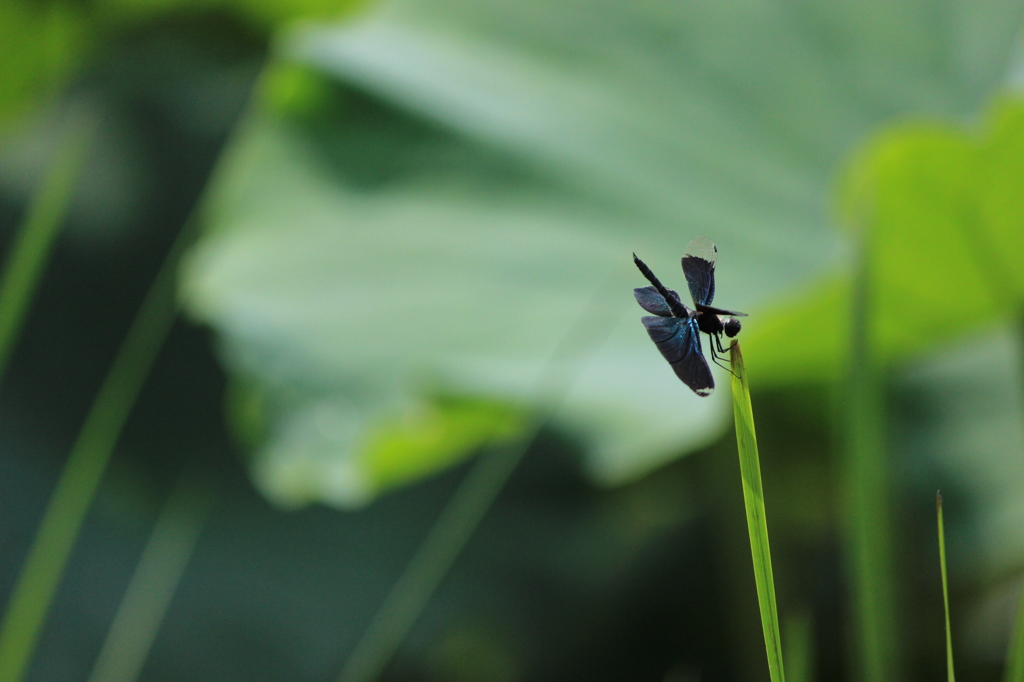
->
[841,231,899,682]
[336,276,625,682]
[335,426,538,682]
[729,341,785,682]
[0,215,199,682]
[0,63,271,682]
[1006,578,1024,682]
[85,471,215,682]
[937,492,955,682]
[0,105,98,378]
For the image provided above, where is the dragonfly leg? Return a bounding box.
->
[707,334,738,377]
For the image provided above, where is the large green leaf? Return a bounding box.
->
[746,103,1024,592]
[181,0,1024,507]
[746,100,1024,379]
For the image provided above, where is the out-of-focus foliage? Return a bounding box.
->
[748,100,1024,378]
[1,0,1024,680]
[92,0,355,28]
[0,0,354,143]
[900,326,1024,576]
[752,102,1024,579]
[857,103,1024,348]
[181,0,1024,507]
[0,3,89,137]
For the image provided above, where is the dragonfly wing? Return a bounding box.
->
[697,303,748,317]
[633,286,683,316]
[682,235,717,306]
[641,316,714,396]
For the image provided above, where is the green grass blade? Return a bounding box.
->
[937,492,955,682]
[841,233,899,682]
[86,472,215,682]
[0,105,98,378]
[1006,579,1024,682]
[0,215,197,682]
[730,341,785,682]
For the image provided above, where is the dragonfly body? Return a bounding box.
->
[633,236,745,396]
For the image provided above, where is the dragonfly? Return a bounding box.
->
[632,236,747,396]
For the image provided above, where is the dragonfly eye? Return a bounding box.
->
[724,317,741,338]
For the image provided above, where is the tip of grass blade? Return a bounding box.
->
[729,340,744,376]
[730,342,751,411]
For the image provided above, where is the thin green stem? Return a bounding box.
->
[0,105,98,378]
[335,427,538,682]
[730,341,785,682]
[0,215,198,682]
[0,61,271,681]
[0,66,265,681]
[86,471,215,682]
[336,275,624,682]
[937,492,955,682]
[1006,577,1024,682]
[842,232,899,682]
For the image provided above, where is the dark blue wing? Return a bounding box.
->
[633,286,683,316]
[641,316,714,396]
[681,235,717,306]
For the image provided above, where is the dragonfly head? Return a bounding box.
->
[723,317,742,338]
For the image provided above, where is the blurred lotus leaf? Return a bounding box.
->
[751,101,1024,579]
[180,0,1023,507]
[746,99,1024,380]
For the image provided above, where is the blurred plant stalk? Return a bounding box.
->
[0,178,203,682]
[1006,580,1024,682]
[841,230,900,682]
[0,106,100,680]
[0,56,272,680]
[0,104,97,378]
[85,471,215,682]
[335,274,624,682]
[0,105,100,680]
